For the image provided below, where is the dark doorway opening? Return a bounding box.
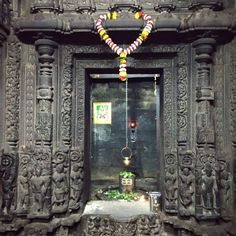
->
[88,72,161,200]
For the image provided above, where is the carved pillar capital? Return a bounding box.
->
[35,38,58,56]
[35,39,57,102]
[193,38,216,63]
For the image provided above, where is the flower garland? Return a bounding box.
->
[96,11,153,81]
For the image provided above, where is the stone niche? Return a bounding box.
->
[0,0,235,235]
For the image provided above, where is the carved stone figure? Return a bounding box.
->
[69,149,84,211]
[69,164,83,211]
[165,166,178,210]
[17,169,29,212]
[1,168,15,215]
[137,215,160,235]
[52,163,68,211]
[220,162,232,214]
[30,167,49,215]
[179,167,194,209]
[0,154,17,217]
[83,215,160,236]
[201,163,218,215]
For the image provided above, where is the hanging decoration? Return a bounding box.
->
[96,10,153,81]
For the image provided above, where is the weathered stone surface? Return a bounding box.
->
[0,0,235,235]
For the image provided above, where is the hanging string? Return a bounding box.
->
[125,78,128,147]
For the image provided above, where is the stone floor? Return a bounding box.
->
[83,200,152,220]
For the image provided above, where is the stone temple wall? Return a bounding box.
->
[0,0,236,235]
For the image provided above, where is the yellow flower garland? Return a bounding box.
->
[96,11,153,81]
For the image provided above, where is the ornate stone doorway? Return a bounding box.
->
[89,72,161,199]
[68,44,189,213]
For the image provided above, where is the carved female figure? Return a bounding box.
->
[18,169,29,211]
[52,163,68,208]
[69,164,83,210]
[201,163,218,212]
[179,167,194,208]
[31,167,47,213]
[165,166,177,207]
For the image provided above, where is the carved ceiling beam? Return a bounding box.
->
[14,9,235,43]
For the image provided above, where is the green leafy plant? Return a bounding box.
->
[104,189,138,201]
[119,170,135,178]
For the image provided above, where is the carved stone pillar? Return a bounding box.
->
[27,39,57,218]
[193,38,219,219]
[35,39,57,147]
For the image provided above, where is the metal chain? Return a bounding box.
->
[125,78,128,147]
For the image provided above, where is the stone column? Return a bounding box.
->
[193,38,219,219]
[35,39,57,147]
[27,39,57,218]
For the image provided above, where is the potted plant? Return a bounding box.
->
[119,170,135,193]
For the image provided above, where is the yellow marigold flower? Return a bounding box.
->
[134,11,143,19]
[120,52,127,58]
[102,34,109,40]
[107,12,111,19]
[111,11,118,20]
[141,30,149,38]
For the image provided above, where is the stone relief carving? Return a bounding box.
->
[58,0,202,12]
[16,149,31,215]
[194,38,216,148]
[24,45,36,147]
[178,153,195,216]
[164,153,178,213]
[0,36,234,234]
[83,215,161,236]
[5,36,21,147]
[36,113,53,142]
[35,39,57,145]
[52,151,69,213]
[62,45,181,215]
[163,67,175,151]
[195,148,220,218]
[0,0,10,30]
[219,160,233,218]
[28,148,51,218]
[0,152,18,219]
[137,215,161,235]
[193,38,221,219]
[214,45,234,219]
[69,148,84,212]
[61,46,75,146]
[177,46,188,145]
[230,38,236,218]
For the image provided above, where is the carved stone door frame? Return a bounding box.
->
[59,44,191,214]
